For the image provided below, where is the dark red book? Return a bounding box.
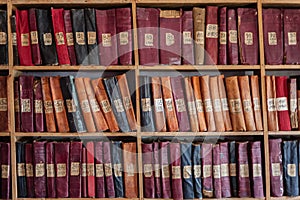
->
[0,76,8,132]
[205,6,218,65]
[46,142,56,198]
[81,147,87,198]
[14,79,21,132]
[86,141,95,197]
[69,141,82,198]
[160,142,171,198]
[202,143,213,198]
[220,142,231,198]
[213,144,221,198]
[219,7,227,65]
[142,143,155,198]
[159,9,182,65]
[94,141,105,198]
[227,9,239,65]
[1,142,10,199]
[182,11,194,65]
[103,142,115,198]
[25,143,34,198]
[95,9,118,66]
[28,8,42,65]
[170,143,183,200]
[33,141,46,198]
[237,142,251,197]
[33,78,44,132]
[63,10,77,65]
[153,142,161,198]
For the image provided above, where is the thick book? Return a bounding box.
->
[94,141,105,198]
[36,9,58,65]
[170,143,183,200]
[193,7,205,65]
[96,9,118,65]
[237,142,251,197]
[17,142,27,198]
[263,8,283,65]
[193,144,202,198]
[297,77,300,130]
[86,141,95,197]
[219,7,227,65]
[33,78,44,132]
[103,142,115,198]
[213,144,222,198]
[136,8,159,65]
[290,78,298,129]
[159,9,182,65]
[218,75,232,131]
[142,143,155,198]
[220,142,231,198]
[153,142,161,198]
[0,76,7,132]
[160,142,171,198]
[63,10,77,65]
[46,142,56,198]
[229,141,238,197]
[184,77,199,132]
[205,6,218,65]
[227,9,239,65]
[82,147,87,197]
[237,8,259,65]
[182,11,194,65]
[1,142,10,199]
[266,76,279,131]
[25,143,34,198]
[41,77,56,132]
[112,141,124,197]
[11,15,19,66]
[152,77,167,132]
[192,76,207,131]
[33,141,46,198]
[28,8,42,65]
[202,143,213,197]
[250,75,263,131]
[14,79,21,132]
[181,143,194,199]
[69,141,82,198]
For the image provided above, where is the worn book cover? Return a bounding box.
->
[41,77,56,132]
[86,141,95,197]
[205,6,218,65]
[69,141,82,198]
[142,143,155,198]
[112,141,124,197]
[170,143,183,200]
[25,143,34,197]
[46,142,56,198]
[193,7,205,65]
[1,142,10,199]
[266,76,279,131]
[33,141,46,198]
[182,11,194,65]
[218,75,232,131]
[103,142,115,198]
[229,141,238,197]
[250,75,263,131]
[29,8,42,65]
[63,10,77,65]
[0,76,7,132]
[184,77,198,132]
[152,77,166,132]
[33,78,44,132]
[160,142,171,198]
[11,15,19,66]
[17,142,27,197]
[237,142,251,197]
[220,142,231,198]
[202,143,213,197]
[94,141,105,198]
[227,9,239,65]
[219,7,227,65]
[192,76,207,131]
[181,143,194,199]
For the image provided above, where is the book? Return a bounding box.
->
[11,15,19,66]
[227,9,239,65]
[112,141,124,197]
[193,7,205,65]
[290,78,298,129]
[94,141,105,198]
[17,142,27,197]
[160,142,171,198]
[219,7,227,65]
[220,142,231,198]
[218,75,232,131]
[86,141,95,197]
[229,141,238,197]
[29,8,42,65]
[152,77,167,132]
[14,79,21,132]
[0,76,7,132]
[184,77,199,132]
[213,144,222,198]
[81,147,87,197]
[182,11,194,65]
[1,142,10,199]
[193,144,202,198]
[69,141,82,198]
[41,77,56,132]
[33,141,46,198]
[142,143,155,198]
[63,10,77,65]
[33,78,44,132]
[25,143,34,197]
[170,142,183,200]
[181,143,194,199]
[103,142,115,198]
[266,76,279,131]
[202,143,213,197]
[153,142,161,198]
[297,77,300,130]
[205,6,218,65]
[46,142,56,198]
[237,142,251,197]
[250,75,263,131]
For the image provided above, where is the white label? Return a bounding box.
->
[127,163,135,177]
[46,164,55,177]
[87,31,96,45]
[183,31,192,44]
[162,165,170,178]
[81,100,91,113]
[213,99,222,112]
[76,32,85,45]
[90,99,101,112]
[26,164,33,177]
[288,164,296,177]
[57,163,67,177]
[104,163,113,177]
[213,165,221,178]
[96,164,104,177]
[154,164,160,178]
[114,164,122,177]
[243,99,252,113]
[229,30,237,43]
[267,98,276,111]
[82,163,87,177]
[34,100,43,114]
[114,99,124,113]
[204,99,213,112]
[230,163,236,176]
[288,32,297,45]
[102,33,112,47]
[43,33,52,46]
[30,31,38,44]
[175,99,186,112]
[1,165,9,179]
[244,32,253,45]
[203,165,212,178]
[253,164,262,177]
[87,163,94,176]
[145,33,153,46]
[21,99,31,113]
[253,98,261,111]
[18,163,26,177]
[21,33,30,46]
[194,165,201,178]
[155,98,164,112]
[183,166,192,179]
[56,32,65,45]
[123,96,131,110]
[206,24,218,38]
[54,99,64,113]
[70,162,80,176]
[196,99,204,112]
[120,31,129,45]
[229,99,242,113]
[144,164,153,178]
[239,164,249,178]
[172,166,181,179]
[0,98,7,111]
[220,31,227,44]
[188,101,196,115]
[44,101,54,114]
[221,98,229,111]
[66,32,74,46]
[12,32,17,46]
[268,32,277,45]
[142,98,151,112]
[166,33,175,46]
[36,163,45,177]
[221,164,229,177]
[100,100,111,113]
[272,163,281,177]
[195,31,204,44]
[165,98,173,111]
[276,97,288,111]
[66,99,76,113]
[291,99,297,112]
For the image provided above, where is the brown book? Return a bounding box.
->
[193,7,205,65]
[210,76,225,132]
[83,78,108,132]
[0,76,8,132]
[191,76,207,131]
[152,77,167,132]
[289,78,298,129]
[265,76,278,131]
[116,74,137,131]
[41,77,56,132]
[92,78,119,132]
[184,77,199,132]
[75,78,96,133]
[238,76,256,131]
[200,75,216,132]
[225,76,246,131]
[217,75,232,131]
[49,76,69,132]
[161,76,179,132]
[250,75,263,131]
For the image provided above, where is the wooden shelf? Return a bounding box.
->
[136,0,257,4]
[141,131,264,137]
[12,0,131,5]
[269,131,300,136]
[14,65,136,71]
[18,198,140,200]
[262,0,300,5]
[0,65,9,70]
[0,132,10,136]
[265,65,300,70]
[271,197,300,200]
[14,132,137,137]
[145,198,265,200]
[139,65,260,71]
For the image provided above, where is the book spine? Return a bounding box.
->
[170,143,183,200]
[181,143,194,199]
[205,6,218,65]
[266,76,279,131]
[290,78,298,129]
[153,142,161,198]
[250,75,263,131]
[69,141,82,198]
[213,144,222,198]
[33,78,44,132]
[219,7,227,65]
[112,141,124,197]
[11,15,19,66]
[103,142,115,198]
[227,9,239,65]
[237,142,251,197]
[193,144,202,198]
[142,143,155,198]
[63,10,77,65]
[81,147,87,197]
[220,142,231,198]
[218,75,232,131]
[202,143,213,198]
[17,142,27,197]
[184,77,199,132]
[193,7,205,65]
[182,11,194,65]
[160,142,171,198]
[28,8,42,65]
[0,76,8,132]
[229,141,238,197]
[46,142,56,198]
[250,141,264,198]
[33,141,46,198]
[94,141,105,198]
[152,77,166,132]
[14,79,21,132]
[25,143,34,198]
[1,142,10,199]
[86,141,95,197]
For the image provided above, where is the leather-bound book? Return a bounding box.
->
[60,76,87,132]
[142,143,155,198]
[51,8,70,65]
[210,76,225,132]
[193,144,202,198]
[250,75,263,131]
[193,7,205,65]
[69,141,82,198]
[0,76,7,132]
[220,142,231,198]
[36,9,58,65]
[85,8,100,65]
[290,78,298,129]
[33,78,44,132]
[136,8,159,65]
[238,76,256,131]
[225,76,246,131]
[11,15,19,66]
[229,141,238,197]
[16,9,33,66]
[71,9,89,65]
[275,76,291,131]
[227,9,239,65]
[1,142,10,199]
[184,77,199,132]
[205,6,218,65]
[219,7,227,65]
[83,78,108,132]
[266,76,278,131]
[103,77,130,132]
[153,142,161,198]
[63,10,77,65]
[25,143,34,198]
[182,11,194,65]
[19,75,34,132]
[170,143,183,200]
[116,74,137,131]
[171,76,190,131]
[81,147,87,197]
[92,78,119,132]
[28,8,42,65]
[112,141,124,197]
[95,9,118,66]
[160,142,171,198]
[94,141,105,198]
[17,142,27,197]
[181,143,194,199]
[103,142,115,198]
[202,143,213,197]
[14,79,21,132]
[191,76,207,131]
[200,75,216,132]
[41,77,56,132]
[46,142,56,198]
[161,76,179,132]
[237,8,259,65]
[152,77,167,132]
[160,9,182,65]
[213,144,221,198]
[86,141,95,197]
[263,9,283,64]
[123,142,138,198]
[33,141,46,198]
[218,75,232,131]
[139,76,155,132]
[116,8,132,65]
[237,142,251,197]
[249,141,264,198]
[49,76,69,132]
[297,77,300,130]
[55,142,70,198]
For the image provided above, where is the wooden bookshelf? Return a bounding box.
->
[14,132,137,137]
[140,131,264,137]
[13,65,137,71]
[139,65,261,70]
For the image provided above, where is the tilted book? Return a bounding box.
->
[192,76,207,131]
[152,77,167,132]
[41,77,56,132]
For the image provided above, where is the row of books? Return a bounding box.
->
[16,140,137,198]
[141,75,263,132]
[142,141,264,198]
[15,74,136,133]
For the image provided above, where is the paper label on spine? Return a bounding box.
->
[55,32,65,45]
[21,99,31,113]
[204,99,213,112]
[206,24,218,38]
[54,99,64,113]
[104,163,113,177]
[154,164,160,178]
[230,163,236,176]
[268,32,277,45]
[145,33,153,46]
[26,164,33,177]
[114,99,124,113]
[90,99,100,112]
[46,164,54,177]
[95,164,104,177]
[66,99,76,113]
[142,98,151,112]
[35,163,45,177]
[18,163,26,176]
[165,98,173,111]
[114,163,122,177]
[43,33,53,46]
[88,31,96,45]
[221,164,229,177]
[221,98,229,111]
[162,165,170,178]
[276,97,288,111]
[21,33,30,46]
[196,99,204,112]
[194,165,201,178]
[81,100,91,113]
[100,100,111,113]
[81,163,87,177]
[213,99,222,112]
[102,33,112,47]
[175,99,186,112]
[76,32,85,45]
[229,30,237,43]
[144,164,153,177]
[203,165,212,178]
[0,98,7,111]
[288,32,297,45]
[1,165,9,178]
[253,164,262,177]
[166,33,175,46]
[66,32,74,46]
[244,32,253,45]
[188,101,196,115]
[213,165,221,178]
[15,99,20,112]
[30,31,38,44]
[272,163,281,176]
[291,99,297,112]
[183,166,192,179]
[220,31,227,44]
[127,163,135,176]
[288,164,296,177]
[239,164,249,177]
[12,33,17,45]
[124,96,131,110]
[44,100,54,113]
[243,99,252,113]
[229,99,242,113]
[34,100,43,114]
[87,163,94,176]
[70,162,80,176]
[253,98,261,111]
[120,31,129,45]
[267,98,276,111]
[155,98,164,112]
[172,166,181,179]
[195,31,204,44]
[183,31,192,44]
[57,163,66,177]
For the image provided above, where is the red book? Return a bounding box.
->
[63,10,77,65]
[275,76,291,131]
[205,6,218,65]
[0,76,8,132]
[69,141,82,198]
[33,78,44,132]
[25,143,34,198]
[220,142,231,198]
[1,142,10,199]
[14,80,21,132]
[219,7,227,65]
[170,143,183,200]
[94,141,105,198]
[33,141,46,198]
[213,144,221,198]
[86,141,95,197]
[142,143,155,198]
[51,8,70,66]
[153,142,161,198]
[16,9,33,66]
[96,9,118,66]
[28,8,42,65]
[103,142,115,198]
[202,143,213,198]
[237,142,251,197]
[46,142,56,198]
[160,142,171,198]
[227,9,239,65]
[81,147,87,198]
[182,11,194,65]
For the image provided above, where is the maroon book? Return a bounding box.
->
[103,142,115,198]
[69,141,82,198]
[153,142,161,198]
[20,75,34,132]
[33,78,44,132]
[202,143,213,198]
[227,9,239,65]
[81,147,87,198]
[136,8,159,65]
[263,9,283,65]
[14,79,21,132]
[170,143,183,200]
[219,7,227,65]
[160,142,171,198]
[25,143,34,198]
[96,9,118,66]
[95,141,105,198]
[1,142,10,199]
[182,11,194,65]
[28,8,42,65]
[63,10,77,65]
[213,144,221,198]
[237,8,259,65]
[86,142,95,197]
[46,142,56,198]
[205,6,218,65]
[220,142,231,198]
[116,8,132,65]
[33,141,46,198]
[142,143,155,198]
[237,142,251,197]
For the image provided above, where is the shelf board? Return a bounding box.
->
[14,132,137,137]
[18,199,139,200]
[265,65,300,70]
[145,198,264,200]
[141,131,264,137]
[136,0,257,4]
[12,0,131,5]
[262,0,300,5]
[14,65,136,71]
[271,197,300,200]
[139,65,260,71]
[0,65,9,70]
[269,131,300,136]
[0,132,10,136]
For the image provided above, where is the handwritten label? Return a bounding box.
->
[87,163,94,176]
[81,163,87,177]
[18,163,26,176]
[230,163,236,176]
[288,164,296,177]
[114,163,122,177]
[96,164,104,177]
[221,98,229,111]
[114,99,124,113]
[90,99,100,112]
[66,32,74,46]
[127,163,135,177]
[194,165,201,178]
[154,164,160,178]
[15,99,20,112]
[172,166,181,179]
[30,31,38,44]
[36,163,45,177]
[196,99,204,112]
[144,164,153,178]
[43,33,53,46]
[21,99,31,113]
[267,98,276,111]
[34,100,43,114]
[0,98,7,111]
[220,31,227,44]
[76,32,85,45]
[203,165,212,178]
[120,31,129,45]
[272,163,281,177]
[176,99,186,112]
[145,33,153,46]
[81,100,91,113]
[54,99,64,113]
[221,164,229,177]
[21,33,30,46]
[104,163,113,177]
[46,164,55,177]
[253,164,262,177]
[142,98,151,112]
[162,165,170,178]
[88,31,96,45]
[229,99,242,113]
[66,99,76,113]
[155,98,164,112]
[1,165,9,179]
[12,32,17,45]
[206,24,218,38]
[56,32,65,45]
[102,33,112,47]
[183,31,192,44]
[183,166,192,179]
[229,30,237,43]
[268,32,277,45]
[276,97,288,111]
[213,165,221,178]
[188,101,197,115]
[288,32,297,45]
[291,99,297,112]
[26,164,33,177]
[239,164,249,178]
[253,98,261,111]
[213,99,222,112]
[204,99,213,112]
[244,32,253,45]
[70,162,80,176]
[166,33,175,46]
[100,100,111,113]
[124,96,131,110]
[57,163,67,177]
[195,31,204,44]
[243,99,252,113]
[44,100,54,114]
[165,98,173,111]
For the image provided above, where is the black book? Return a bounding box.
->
[17,142,27,197]
[112,141,124,197]
[103,77,130,132]
[193,143,202,198]
[0,10,7,65]
[11,15,19,66]
[181,142,194,199]
[229,141,238,197]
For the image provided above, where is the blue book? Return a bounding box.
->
[112,141,124,197]
[181,142,194,199]
[193,144,202,199]
[229,141,238,197]
[17,142,27,197]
